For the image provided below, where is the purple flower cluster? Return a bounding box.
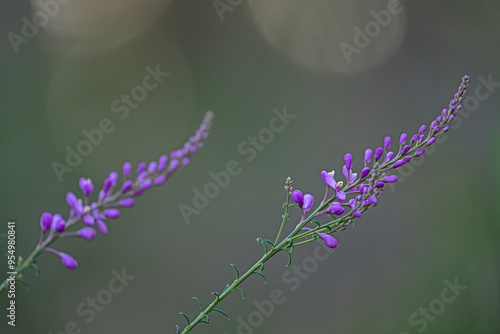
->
[290,76,470,249]
[38,111,214,269]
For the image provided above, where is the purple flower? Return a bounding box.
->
[121,180,133,193]
[109,172,118,187]
[383,175,398,183]
[364,149,373,163]
[122,162,132,178]
[104,209,120,219]
[320,234,338,248]
[170,159,180,170]
[157,155,168,171]
[367,194,377,204]
[154,175,167,185]
[78,227,96,241]
[82,208,95,226]
[140,179,153,190]
[384,136,391,150]
[415,148,425,156]
[419,125,427,134]
[96,219,108,234]
[60,252,78,270]
[291,190,304,207]
[375,147,384,161]
[342,165,357,185]
[303,194,314,212]
[320,170,346,201]
[120,198,135,208]
[361,167,370,178]
[52,214,66,232]
[66,192,83,215]
[393,159,405,168]
[428,137,436,145]
[147,161,158,173]
[137,162,146,174]
[400,133,407,144]
[401,145,411,155]
[344,153,353,169]
[137,171,148,181]
[40,212,53,232]
[386,151,394,162]
[79,178,94,196]
[329,202,345,215]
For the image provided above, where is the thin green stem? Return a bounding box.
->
[178,201,329,334]
[273,192,290,246]
[0,234,60,292]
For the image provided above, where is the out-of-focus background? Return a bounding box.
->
[1,1,499,333]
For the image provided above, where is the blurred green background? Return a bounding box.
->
[1,0,499,333]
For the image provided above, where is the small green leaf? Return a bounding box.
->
[261,239,275,248]
[252,271,267,283]
[199,315,210,324]
[176,325,181,334]
[213,308,230,319]
[211,292,220,301]
[284,249,293,267]
[311,220,321,227]
[234,287,245,299]
[179,312,190,325]
[256,238,269,254]
[18,279,29,290]
[258,262,264,271]
[222,284,230,292]
[193,297,204,311]
[30,263,40,276]
[230,264,240,279]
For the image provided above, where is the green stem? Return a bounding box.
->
[179,201,328,334]
[0,234,59,292]
[273,192,290,246]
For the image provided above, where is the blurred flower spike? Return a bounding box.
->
[38,111,214,269]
